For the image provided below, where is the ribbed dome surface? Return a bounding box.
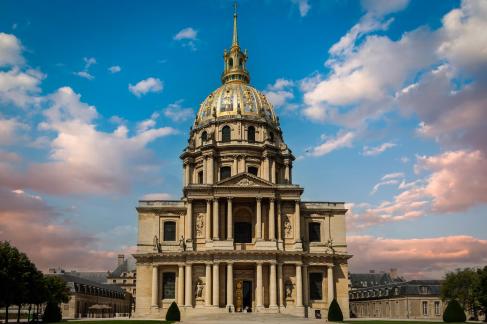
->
[195,82,277,125]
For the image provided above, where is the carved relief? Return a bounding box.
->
[236,178,255,186]
[196,213,205,238]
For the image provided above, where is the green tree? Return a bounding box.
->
[328,298,344,322]
[441,268,480,318]
[44,275,70,304]
[477,266,487,322]
[165,301,181,321]
[443,299,466,322]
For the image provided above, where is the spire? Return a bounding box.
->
[232,1,238,47]
[222,1,249,84]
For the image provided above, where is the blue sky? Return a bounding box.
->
[1,0,486,278]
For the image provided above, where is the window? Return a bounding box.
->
[419,286,430,294]
[309,273,323,300]
[422,301,428,316]
[269,132,275,143]
[228,58,233,68]
[248,166,258,176]
[162,272,175,299]
[394,287,399,295]
[222,126,231,142]
[248,126,255,143]
[434,301,440,315]
[201,131,207,143]
[308,222,321,242]
[220,166,231,180]
[198,171,203,184]
[163,221,176,241]
[112,279,116,283]
[234,222,252,243]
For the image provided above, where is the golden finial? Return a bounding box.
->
[232,1,239,47]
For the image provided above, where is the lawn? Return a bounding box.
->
[65,321,172,324]
[345,321,465,324]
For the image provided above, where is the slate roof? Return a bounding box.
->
[108,256,136,278]
[52,273,125,293]
[350,273,403,288]
[349,279,443,300]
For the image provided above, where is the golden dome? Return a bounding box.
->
[194,3,277,127]
[195,82,277,125]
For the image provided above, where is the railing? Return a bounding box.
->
[138,200,184,207]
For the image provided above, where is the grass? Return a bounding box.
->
[345,321,466,324]
[65,321,173,324]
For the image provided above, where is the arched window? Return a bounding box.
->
[222,125,231,142]
[198,171,203,184]
[239,58,243,67]
[248,166,258,176]
[248,126,255,143]
[163,221,176,241]
[220,166,231,180]
[201,131,207,143]
[162,272,175,299]
[228,58,233,68]
[269,132,275,143]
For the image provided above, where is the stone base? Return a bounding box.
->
[226,304,235,312]
[293,241,303,251]
[277,239,284,250]
[185,239,194,251]
[212,239,234,250]
[255,240,277,250]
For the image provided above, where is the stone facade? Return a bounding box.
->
[107,254,137,310]
[349,275,445,320]
[133,6,351,320]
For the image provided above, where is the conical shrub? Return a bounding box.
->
[443,299,466,322]
[42,302,62,323]
[328,298,344,322]
[166,301,181,322]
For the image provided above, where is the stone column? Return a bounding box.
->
[284,161,290,184]
[256,263,263,309]
[226,263,234,310]
[256,198,262,240]
[206,199,212,240]
[233,156,238,175]
[184,162,190,186]
[269,262,278,308]
[296,264,303,307]
[177,264,184,306]
[212,263,219,307]
[203,157,207,185]
[270,158,276,183]
[303,264,309,307]
[213,198,219,240]
[327,264,334,305]
[208,155,214,184]
[205,263,212,307]
[151,265,158,307]
[185,199,193,248]
[269,198,275,240]
[227,198,233,240]
[294,200,301,242]
[278,263,284,308]
[185,264,192,307]
[277,200,282,241]
[263,156,270,181]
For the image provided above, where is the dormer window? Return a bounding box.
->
[248,126,255,143]
[220,166,231,180]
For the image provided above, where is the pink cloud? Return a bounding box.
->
[348,235,487,278]
[0,188,121,271]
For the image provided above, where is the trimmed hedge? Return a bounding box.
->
[443,299,466,322]
[328,298,344,322]
[42,302,62,323]
[166,301,181,322]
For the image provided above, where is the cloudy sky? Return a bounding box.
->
[1,0,486,278]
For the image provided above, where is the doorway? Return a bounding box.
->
[242,280,252,312]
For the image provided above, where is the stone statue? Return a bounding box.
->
[284,216,292,237]
[179,236,186,251]
[196,213,205,237]
[285,280,293,298]
[153,235,161,253]
[195,279,204,298]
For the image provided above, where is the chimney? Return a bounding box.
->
[390,268,398,278]
[48,268,56,274]
[118,254,125,266]
[369,270,375,274]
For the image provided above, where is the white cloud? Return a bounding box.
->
[363,142,396,156]
[108,65,121,74]
[291,0,311,17]
[0,118,29,145]
[173,27,198,41]
[382,172,404,180]
[360,0,410,16]
[128,77,163,97]
[371,179,399,195]
[141,193,172,200]
[173,27,198,50]
[264,78,295,109]
[308,131,355,157]
[0,32,24,66]
[83,57,97,69]
[74,71,94,80]
[163,100,193,122]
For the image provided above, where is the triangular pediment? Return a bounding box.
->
[215,173,274,187]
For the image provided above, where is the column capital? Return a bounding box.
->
[256,261,264,265]
[227,197,233,201]
[226,261,234,265]
[213,197,219,202]
[206,198,212,203]
[294,199,300,204]
[187,198,193,203]
[269,197,275,202]
[256,196,262,202]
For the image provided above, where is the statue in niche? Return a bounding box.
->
[196,213,205,237]
[153,235,161,253]
[179,236,186,251]
[284,215,292,237]
[195,279,204,298]
[285,280,294,299]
